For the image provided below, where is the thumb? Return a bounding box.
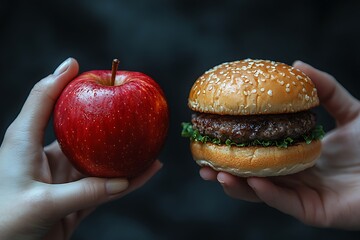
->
[10,58,79,144]
[51,177,129,215]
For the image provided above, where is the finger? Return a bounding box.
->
[247,177,305,219]
[199,167,218,181]
[49,159,161,215]
[217,172,261,202]
[10,58,79,143]
[293,61,360,125]
[51,177,129,216]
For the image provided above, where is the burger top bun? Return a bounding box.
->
[188,59,319,115]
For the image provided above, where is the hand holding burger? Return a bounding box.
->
[198,60,360,230]
[183,59,324,177]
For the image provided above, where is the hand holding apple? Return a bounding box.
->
[54,59,169,178]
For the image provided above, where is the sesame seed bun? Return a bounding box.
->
[191,140,321,177]
[186,59,322,177]
[188,59,319,115]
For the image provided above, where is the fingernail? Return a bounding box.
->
[106,179,129,195]
[156,161,164,170]
[199,170,209,180]
[54,58,71,76]
[247,178,256,190]
[217,174,225,185]
[199,169,211,181]
[293,60,304,66]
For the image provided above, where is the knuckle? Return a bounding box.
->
[30,77,52,97]
[3,122,23,145]
[81,180,105,202]
[25,186,56,218]
[3,122,16,141]
[29,75,54,102]
[2,120,31,148]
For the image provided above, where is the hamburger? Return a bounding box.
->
[181,59,324,177]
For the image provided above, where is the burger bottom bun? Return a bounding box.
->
[190,140,321,177]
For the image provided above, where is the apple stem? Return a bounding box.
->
[110,59,120,86]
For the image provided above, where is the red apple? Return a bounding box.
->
[53,59,169,178]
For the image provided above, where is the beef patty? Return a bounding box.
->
[191,111,316,143]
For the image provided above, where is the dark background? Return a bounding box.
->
[1,0,360,239]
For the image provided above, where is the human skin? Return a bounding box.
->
[200,61,360,230]
[0,58,162,240]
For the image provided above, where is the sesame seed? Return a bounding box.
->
[251,89,257,94]
[286,88,290,93]
[260,88,265,92]
[267,90,273,96]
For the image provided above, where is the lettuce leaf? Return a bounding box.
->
[181,122,325,148]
